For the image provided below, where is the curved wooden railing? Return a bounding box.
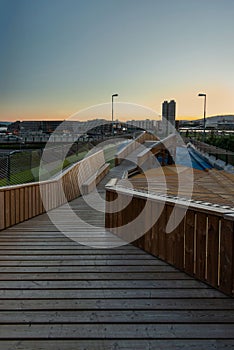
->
[0,150,108,231]
[137,134,177,168]
[105,185,234,297]
[115,131,158,166]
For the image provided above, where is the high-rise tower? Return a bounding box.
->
[162,100,176,135]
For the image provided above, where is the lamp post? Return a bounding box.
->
[198,93,206,142]
[111,93,118,136]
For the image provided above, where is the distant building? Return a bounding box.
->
[20,120,63,134]
[179,115,234,130]
[126,119,158,132]
[162,100,176,135]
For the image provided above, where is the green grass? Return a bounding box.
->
[0,141,123,187]
[0,150,88,187]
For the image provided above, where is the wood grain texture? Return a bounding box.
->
[0,143,234,347]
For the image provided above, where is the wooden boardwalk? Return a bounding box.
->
[0,163,234,349]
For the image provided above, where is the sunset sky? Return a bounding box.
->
[0,0,234,121]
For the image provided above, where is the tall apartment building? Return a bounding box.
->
[126,119,158,132]
[162,100,176,135]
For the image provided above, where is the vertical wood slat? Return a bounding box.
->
[132,197,146,244]
[165,205,174,265]
[20,188,25,222]
[219,218,234,295]
[10,190,16,226]
[207,216,219,288]
[143,201,153,254]
[110,191,118,231]
[0,151,106,232]
[149,201,160,257]
[105,190,111,229]
[196,212,207,281]
[32,186,36,217]
[28,186,32,219]
[174,207,185,270]
[166,206,185,270]
[105,189,234,297]
[157,203,167,260]
[15,189,20,224]
[39,185,44,214]
[133,197,148,251]
[24,187,29,220]
[35,185,39,216]
[5,191,11,228]
[184,210,195,276]
[0,191,5,230]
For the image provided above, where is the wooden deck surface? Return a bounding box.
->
[124,165,234,208]
[0,161,234,349]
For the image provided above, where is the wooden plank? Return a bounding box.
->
[173,207,185,270]
[10,190,16,226]
[0,272,188,281]
[105,190,112,229]
[1,298,233,311]
[0,258,167,265]
[184,210,195,276]
[39,184,44,214]
[0,324,233,339]
[165,204,174,264]
[4,191,11,228]
[0,309,232,323]
[24,187,29,220]
[0,249,154,255]
[15,189,20,224]
[0,288,224,299]
[0,265,177,273]
[32,185,36,217]
[207,215,219,288]
[19,188,25,222]
[220,218,234,295]
[0,191,5,230]
[28,185,32,219]
[0,340,232,350]
[0,254,160,260]
[156,202,167,260]
[147,201,159,257]
[0,279,210,289]
[196,212,207,281]
[109,190,118,231]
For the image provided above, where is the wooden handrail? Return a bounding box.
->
[115,131,158,166]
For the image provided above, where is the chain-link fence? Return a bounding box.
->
[0,142,94,187]
[0,138,126,187]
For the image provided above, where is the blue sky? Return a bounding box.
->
[0,0,234,120]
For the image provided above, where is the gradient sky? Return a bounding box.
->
[0,0,234,121]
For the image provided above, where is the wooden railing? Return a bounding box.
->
[137,134,177,168]
[115,131,158,166]
[0,150,108,231]
[105,185,234,297]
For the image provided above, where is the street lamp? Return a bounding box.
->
[198,93,206,142]
[111,94,118,135]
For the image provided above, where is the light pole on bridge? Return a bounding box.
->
[111,94,118,136]
[198,93,207,142]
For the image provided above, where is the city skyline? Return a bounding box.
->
[1,0,234,121]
